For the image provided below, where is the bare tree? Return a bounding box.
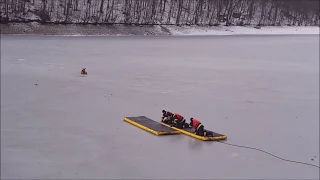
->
[1,0,318,26]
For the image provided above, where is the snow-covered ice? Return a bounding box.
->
[1,35,319,179]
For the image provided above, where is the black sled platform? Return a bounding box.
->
[124,116,180,136]
[161,122,227,141]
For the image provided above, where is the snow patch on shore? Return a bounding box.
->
[165,25,320,36]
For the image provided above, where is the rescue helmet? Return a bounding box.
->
[162,110,166,113]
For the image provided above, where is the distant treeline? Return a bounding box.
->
[1,0,319,26]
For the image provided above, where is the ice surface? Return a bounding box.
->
[1,35,319,179]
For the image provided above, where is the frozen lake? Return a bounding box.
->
[1,34,319,179]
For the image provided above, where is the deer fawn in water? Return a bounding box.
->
[81,68,87,75]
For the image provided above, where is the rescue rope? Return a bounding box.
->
[217,141,320,169]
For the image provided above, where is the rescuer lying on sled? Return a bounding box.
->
[172,113,188,129]
[161,110,174,124]
[189,118,214,137]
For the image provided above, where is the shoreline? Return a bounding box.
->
[1,22,319,36]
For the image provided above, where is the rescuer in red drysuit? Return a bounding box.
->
[161,110,174,124]
[189,118,213,137]
[172,113,187,129]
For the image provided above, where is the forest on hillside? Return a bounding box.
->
[1,0,319,26]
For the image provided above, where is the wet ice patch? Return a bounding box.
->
[240,157,247,160]
[162,89,173,94]
[245,100,255,104]
[229,153,248,160]
[230,153,239,158]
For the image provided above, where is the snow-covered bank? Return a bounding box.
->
[166,25,320,36]
[0,23,319,36]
